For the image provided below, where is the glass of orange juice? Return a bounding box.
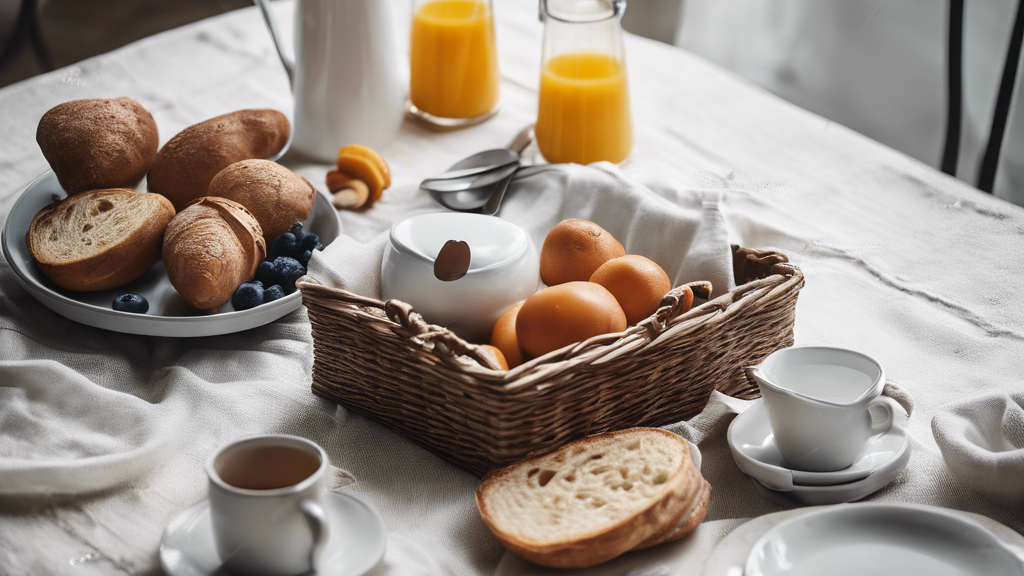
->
[536,0,632,165]
[409,0,501,128]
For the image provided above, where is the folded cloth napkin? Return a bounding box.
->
[308,162,736,305]
[932,390,1024,507]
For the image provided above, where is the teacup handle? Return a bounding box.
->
[867,396,902,435]
[299,499,330,571]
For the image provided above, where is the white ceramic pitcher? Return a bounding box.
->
[256,0,405,161]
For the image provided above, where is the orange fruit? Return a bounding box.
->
[590,255,672,325]
[515,282,627,358]
[478,345,509,371]
[539,219,625,286]
[490,303,524,368]
[336,145,390,206]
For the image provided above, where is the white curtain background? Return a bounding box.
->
[627,0,1024,207]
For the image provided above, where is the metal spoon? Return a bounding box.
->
[420,160,519,194]
[422,148,519,182]
[428,162,518,210]
[425,124,534,212]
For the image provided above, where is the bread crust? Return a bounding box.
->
[27,189,174,292]
[162,197,266,310]
[36,97,159,194]
[208,159,316,244]
[147,110,290,211]
[476,428,709,569]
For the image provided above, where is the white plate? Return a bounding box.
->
[1,170,340,337]
[728,398,910,493]
[700,505,1024,576]
[745,503,1024,576]
[160,492,386,576]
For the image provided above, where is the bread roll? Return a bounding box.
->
[163,197,266,310]
[36,97,159,194]
[476,428,710,569]
[27,189,174,291]
[147,109,290,211]
[208,159,315,244]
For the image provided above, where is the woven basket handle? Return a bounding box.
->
[381,299,504,369]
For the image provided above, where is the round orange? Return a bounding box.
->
[478,345,509,371]
[490,303,524,368]
[539,219,625,286]
[515,282,627,358]
[590,255,672,325]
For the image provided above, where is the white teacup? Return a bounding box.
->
[746,347,902,472]
[207,435,331,576]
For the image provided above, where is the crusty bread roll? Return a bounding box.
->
[476,428,710,569]
[147,109,290,211]
[162,197,266,310]
[36,97,159,194]
[27,189,175,291]
[208,159,316,244]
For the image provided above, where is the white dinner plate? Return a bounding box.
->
[745,503,1024,576]
[160,492,386,576]
[1,170,340,337]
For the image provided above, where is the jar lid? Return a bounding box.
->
[389,212,531,273]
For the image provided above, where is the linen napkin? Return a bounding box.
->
[932,390,1024,507]
[308,162,736,306]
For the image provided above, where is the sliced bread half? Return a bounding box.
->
[27,189,175,291]
[476,428,710,569]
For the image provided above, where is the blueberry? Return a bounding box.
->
[112,293,148,314]
[270,232,297,259]
[274,257,306,293]
[232,281,264,311]
[255,260,280,287]
[298,249,312,267]
[298,233,321,253]
[263,285,286,303]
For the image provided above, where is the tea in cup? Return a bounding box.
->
[207,435,330,576]
[746,347,902,472]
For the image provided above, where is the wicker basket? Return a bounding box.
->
[300,246,803,475]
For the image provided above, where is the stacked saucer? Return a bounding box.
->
[728,398,911,505]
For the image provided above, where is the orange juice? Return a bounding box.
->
[410,0,499,119]
[535,52,633,165]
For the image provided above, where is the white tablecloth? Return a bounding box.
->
[1,2,1022,575]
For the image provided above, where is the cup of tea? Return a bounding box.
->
[207,435,330,576]
[746,347,903,472]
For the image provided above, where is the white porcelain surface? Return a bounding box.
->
[160,492,386,576]
[749,347,901,472]
[1,171,340,337]
[381,212,540,342]
[745,503,1024,576]
[700,506,1024,576]
[206,435,334,576]
[729,398,910,490]
[729,399,911,505]
[285,0,404,160]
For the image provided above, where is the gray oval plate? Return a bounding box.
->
[1,171,340,337]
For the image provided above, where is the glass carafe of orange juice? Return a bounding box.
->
[536,0,632,165]
[409,0,501,128]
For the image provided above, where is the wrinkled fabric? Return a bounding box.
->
[1,2,1023,575]
[933,391,1024,507]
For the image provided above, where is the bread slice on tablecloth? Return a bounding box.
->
[476,427,711,569]
[28,188,175,292]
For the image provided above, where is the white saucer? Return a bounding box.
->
[746,503,1024,576]
[1,170,341,337]
[728,399,911,504]
[700,504,1024,576]
[160,492,386,576]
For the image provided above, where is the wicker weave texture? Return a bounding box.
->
[301,246,803,475]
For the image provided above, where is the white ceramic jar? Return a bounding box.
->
[381,213,539,343]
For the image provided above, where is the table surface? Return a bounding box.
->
[1,1,1023,575]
